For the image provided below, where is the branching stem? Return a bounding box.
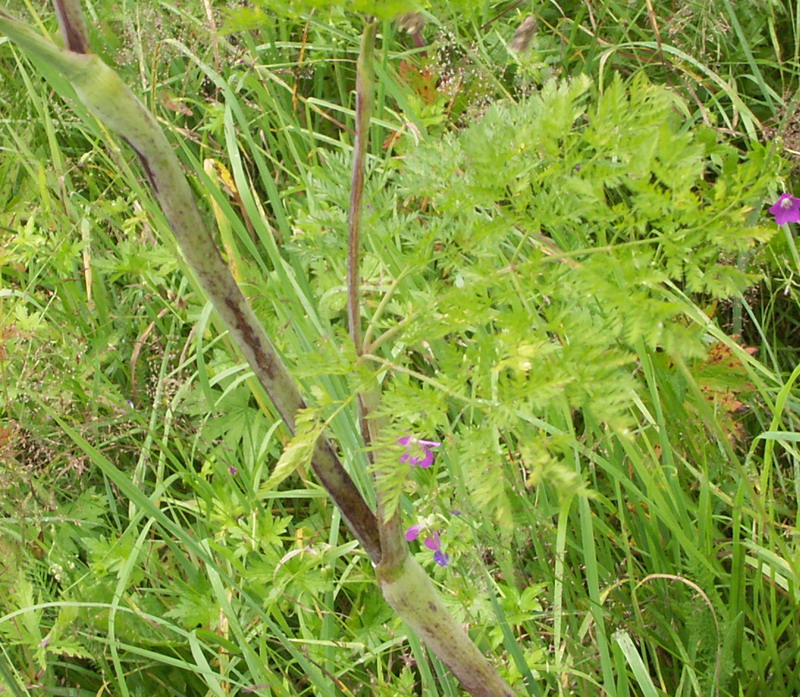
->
[346,18,407,569]
[1,6,520,695]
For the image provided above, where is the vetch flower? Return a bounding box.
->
[397,435,441,468]
[769,194,800,225]
[229,465,238,475]
[405,524,423,541]
[424,531,450,567]
[406,525,450,566]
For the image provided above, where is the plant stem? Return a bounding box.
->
[344,17,517,697]
[346,18,407,569]
[0,6,382,564]
[52,0,89,53]
[2,7,521,695]
[377,556,517,697]
[347,17,376,355]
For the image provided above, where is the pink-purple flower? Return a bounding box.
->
[406,525,450,566]
[769,194,800,225]
[397,435,441,468]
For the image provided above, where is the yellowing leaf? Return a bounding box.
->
[260,409,325,493]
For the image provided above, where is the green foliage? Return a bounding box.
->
[293,73,780,531]
[221,0,418,29]
[2,1,799,696]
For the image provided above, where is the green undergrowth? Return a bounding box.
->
[1,1,799,696]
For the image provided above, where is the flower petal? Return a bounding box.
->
[405,525,422,542]
[433,550,450,567]
[769,194,800,225]
[416,448,435,468]
[397,435,441,467]
[424,531,441,551]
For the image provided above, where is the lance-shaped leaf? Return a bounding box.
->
[261,408,326,493]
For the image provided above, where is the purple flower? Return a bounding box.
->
[405,526,450,566]
[229,465,238,475]
[405,524,423,541]
[769,194,800,225]
[397,435,441,468]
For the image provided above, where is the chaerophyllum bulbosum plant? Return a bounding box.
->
[1,0,785,694]
[0,1,520,696]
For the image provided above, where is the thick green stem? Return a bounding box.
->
[2,8,521,696]
[378,556,516,697]
[0,9,381,564]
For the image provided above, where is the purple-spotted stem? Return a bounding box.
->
[0,6,520,696]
